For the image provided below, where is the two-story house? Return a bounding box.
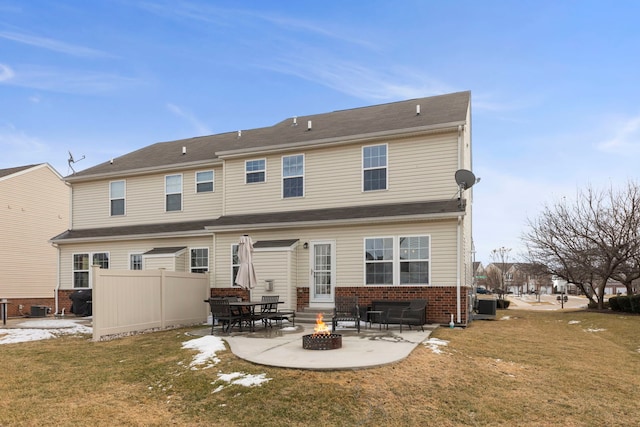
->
[51,91,475,325]
[1,163,70,316]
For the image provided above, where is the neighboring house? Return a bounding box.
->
[51,91,475,325]
[484,262,553,295]
[0,164,70,316]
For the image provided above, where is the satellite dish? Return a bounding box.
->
[455,169,477,190]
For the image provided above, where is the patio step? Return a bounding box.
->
[295,307,333,325]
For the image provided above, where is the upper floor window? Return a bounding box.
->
[190,248,209,273]
[165,174,182,211]
[109,180,125,216]
[364,235,429,285]
[195,171,214,193]
[282,154,304,198]
[363,144,387,191]
[246,159,266,183]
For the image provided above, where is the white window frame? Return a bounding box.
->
[364,236,394,285]
[72,252,110,288]
[282,154,304,198]
[363,235,430,285]
[245,159,267,184]
[165,174,183,212]
[129,253,143,270]
[362,143,388,192]
[190,247,209,273]
[109,180,126,216]
[195,170,214,193]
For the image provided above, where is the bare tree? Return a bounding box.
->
[490,247,512,300]
[523,182,640,309]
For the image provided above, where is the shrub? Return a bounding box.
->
[608,296,620,311]
[631,294,640,314]
[497,299,511,309]
[617,296,632,313]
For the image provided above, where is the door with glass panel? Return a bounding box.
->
[309,241,335,304]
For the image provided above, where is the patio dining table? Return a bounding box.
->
[205,299,283,332]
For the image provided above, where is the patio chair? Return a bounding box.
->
[259,295,280,328]
[209,298,242,334]
[385,299,427,332]
[332,296,360,333]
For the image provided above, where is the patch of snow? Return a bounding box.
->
[216,372,271,388]
[181,335,226,368]
[568,320,581,324]
[584,328,606,333]
[0,319,92,344]
[500,316,511,321]
[280,326,296,332]
[423,337,449,354]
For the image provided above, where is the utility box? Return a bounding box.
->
[474,298,497,320]
[30,305,47,317]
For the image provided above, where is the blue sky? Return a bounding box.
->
[2,1,639,264]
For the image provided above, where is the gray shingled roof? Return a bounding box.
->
[0,164,40,179]
[68,91,470,180]
[51,199,464,242]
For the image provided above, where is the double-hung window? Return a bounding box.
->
[130,253,142,270]
[282,154,304,198]
[110,180,125,216]
[190,248,209,273]
[165,174,182,211]
[363,144,387,191]
[399,236,430,284]
[365,236,430,285]
[73,252,109,288]
[195,171,214,193]
[246,159,266,183]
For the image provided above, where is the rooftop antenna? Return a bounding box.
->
[67,150,85,174]
[454,169,480,208]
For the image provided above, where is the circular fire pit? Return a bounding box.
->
[302,333,342,350]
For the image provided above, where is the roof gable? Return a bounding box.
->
[67,91,470,181]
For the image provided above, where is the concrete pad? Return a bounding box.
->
[217,325,434,370]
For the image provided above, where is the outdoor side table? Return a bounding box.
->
[366,310,384,330]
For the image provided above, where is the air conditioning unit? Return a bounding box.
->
[30,305,47,317]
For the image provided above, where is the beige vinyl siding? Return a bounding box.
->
[249,249,297,310]
[57,236,213,290]
[0,165,69,298]
[225,133,458,215]
[223,132,459,215]
[71,166,222,229]
[213,218,459,291]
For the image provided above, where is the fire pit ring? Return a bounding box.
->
[302,333,342,350]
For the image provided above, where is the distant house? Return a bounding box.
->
[0,164,70,316]
[484,262,553,295]
[51,91,476,325]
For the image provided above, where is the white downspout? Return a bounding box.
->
[455,124,463,324]
[456,216,462,323]
[53,242,60,315]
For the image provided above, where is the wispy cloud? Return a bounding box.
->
[166,103,212,136]
[3,65,142,94]
[0,30,115,58]
[0,123,49,168]
[262,55,453,101]
[596,114,640,154]
[0,63,14,81]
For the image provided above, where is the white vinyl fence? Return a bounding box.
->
[91,266,210,341]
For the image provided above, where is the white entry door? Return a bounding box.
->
[309,241,335,304]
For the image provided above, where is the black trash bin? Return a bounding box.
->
[69,289,92,316]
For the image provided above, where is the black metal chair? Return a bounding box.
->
[209,298,242,334]
[332,296,360,333]
[259,295,280,328]
[386,299,427,332]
